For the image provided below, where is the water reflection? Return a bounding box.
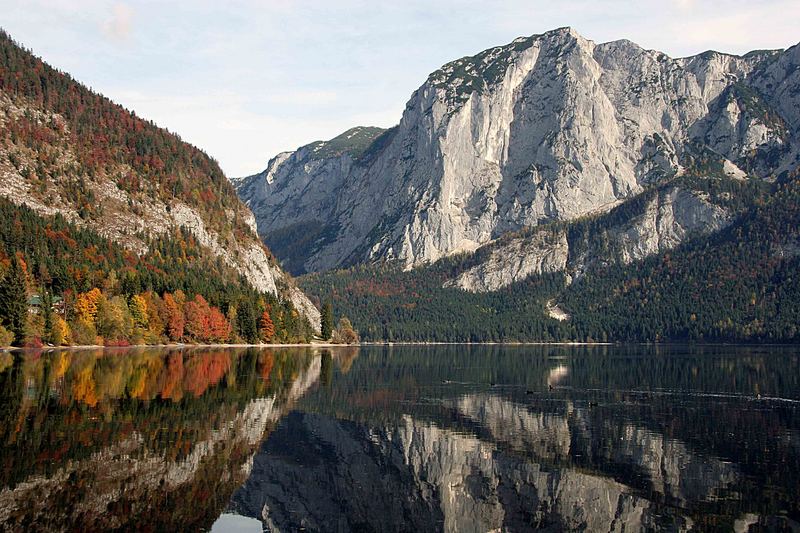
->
[0,347,322,531]
[230,345,800,532]
[0,345,798,532]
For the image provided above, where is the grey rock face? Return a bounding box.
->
[236,29,798,276]
[447,184,732,292]
[446,230,569,292]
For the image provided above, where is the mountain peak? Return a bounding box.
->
[304,126,386,160]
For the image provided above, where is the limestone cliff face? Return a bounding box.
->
[236,28,798,277]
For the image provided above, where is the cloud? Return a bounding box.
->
[102,3,134,43]
[663,0,800,53]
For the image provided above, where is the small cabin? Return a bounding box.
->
[27,294,65,315]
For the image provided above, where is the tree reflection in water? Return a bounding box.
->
[0,345,798,532]
[0,346,325,531]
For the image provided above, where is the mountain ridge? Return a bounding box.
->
[236,27,799,278]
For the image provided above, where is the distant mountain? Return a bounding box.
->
[236,27,799,279]
[0,30,319,330]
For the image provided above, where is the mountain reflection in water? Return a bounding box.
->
[0,345,798,532]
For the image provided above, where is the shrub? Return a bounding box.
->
[70,319,98,346]
[0,324,14,347]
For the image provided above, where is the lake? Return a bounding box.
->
[0,345,798,532]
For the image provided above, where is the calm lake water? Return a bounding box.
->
[0,345,798,532]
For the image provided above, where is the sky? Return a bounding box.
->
[1,1,798,177]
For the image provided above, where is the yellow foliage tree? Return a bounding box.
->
[51,316,71,346]
[129,294,149,329]
[75,288,103,325]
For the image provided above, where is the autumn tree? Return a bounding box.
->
[74,287,102,325]
[162,292,185,342]
[0,325,13,346]
[96,295,133,343]
[0,256,28,345]
[259,307,275,343]
[129,294,149,330]
[333,317,359,345]
[208,307,231,343]
[141,291,165,340]
[51,316,71,345]
[184,294,212,342]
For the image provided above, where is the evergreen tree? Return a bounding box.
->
[236,299,258,344]
[0,257,28,345]
[42,289,54,344]
[321,302,333,340]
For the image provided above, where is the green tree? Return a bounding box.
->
[321,302,333,340]
[236,299,258,344]
[0,257,28,345]
[42,290,54,343]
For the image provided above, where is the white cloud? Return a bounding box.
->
[101,3,134,43]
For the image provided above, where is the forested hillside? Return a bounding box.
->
[0,29,244,238]
[0,29,318,345]
[0,189,312,346]
[300,174,800,343]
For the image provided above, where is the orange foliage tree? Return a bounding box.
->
[162,292,185,341]
[259,307,275,343]
[207,307,231,343]
[184,294,212,342]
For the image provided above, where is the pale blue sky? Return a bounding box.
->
[1,0,798,176]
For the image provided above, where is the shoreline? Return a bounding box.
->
[0,341,355,352]
[2,340,797,352]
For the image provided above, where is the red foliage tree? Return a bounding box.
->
[162,292,184,341]
[184,294,212,342]
[207,306,231,343]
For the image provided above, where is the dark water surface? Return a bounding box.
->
[0,345,798,532]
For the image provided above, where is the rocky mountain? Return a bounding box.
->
[444,175,741,292]
[0,30,319,329]
[236,27,798,279]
